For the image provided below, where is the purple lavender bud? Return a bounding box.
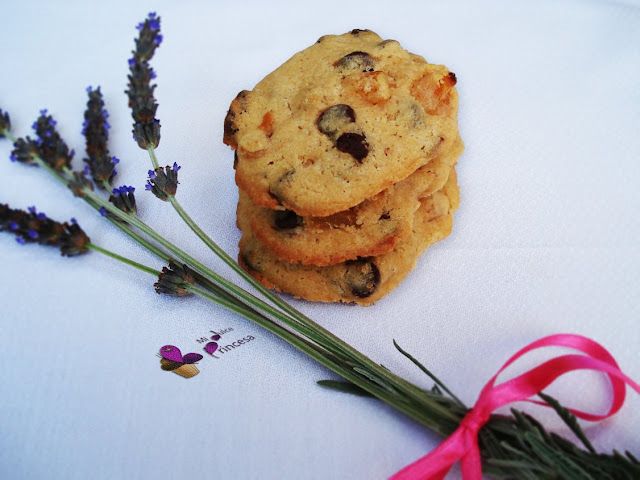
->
[182,353,203,364]
[31,121,38,131]
[16,237,26,245]
[86,86,93,93]
[128,57,136,67]
[112,156,120,165]
[37,213,47,220]
[39,109,48,116]
[160,345,184,363]
[9,221,18,230]
[71,218,78,225]
[28,229,38,239]
[28,206,37,214]
[99,207,107,217]
[148,170,156,178]
[154,34,163,45]
[84,165,90,175]
[145,180,153,191]
[10,154,17,162]
[172,162,180,173]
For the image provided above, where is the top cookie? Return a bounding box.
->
[224,29,459,217]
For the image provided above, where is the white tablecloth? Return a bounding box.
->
[1,1,638,478]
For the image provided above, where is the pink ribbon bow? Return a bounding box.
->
[390,334,640,480]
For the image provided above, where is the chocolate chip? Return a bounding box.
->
[336,51,375,72]
[223,110,237,137]
[345,259,380,298]
[273,210,304,230]
[233,151,238,169]
[240,253,259,273]
[350,29,369,35]
[378,39,399,48]
[269,169,296,204]
[336,133,369,161]
[317,104,356,137]
[379,212,391,220]
[235,90,250,101]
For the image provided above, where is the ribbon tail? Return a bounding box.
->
[459,444,483,480]
[389,430,470,480]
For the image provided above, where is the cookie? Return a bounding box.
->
[241,138,463,266]
[237,169,459,305]
[224,29,459,217]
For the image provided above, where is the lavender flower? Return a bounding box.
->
[145,162,180,200]
[109,185,137,217]
[133,12,163,61]
[30,110,74,171]
[83,87,117,188]
[1,203,90,256]
[60,219,91,256]
[10,137,39,165]
[126,13,162,149]
[154,261,194,296]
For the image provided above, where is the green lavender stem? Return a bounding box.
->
[86,242,159,275]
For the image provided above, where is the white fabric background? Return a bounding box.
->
[1,1,639,479]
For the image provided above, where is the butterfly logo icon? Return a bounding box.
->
[159,345,203,378]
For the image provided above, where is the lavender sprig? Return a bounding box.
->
[10,110,74,172]
[32,109,75,171]
[126,12,162,149]
[108,185,137,219]
[83,86,118,188]
[0,204,89,256]
[10,137,39,165]
[145,163,179,200]
[154,261,194,296]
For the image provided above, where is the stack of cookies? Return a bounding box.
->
[223,29,462,305]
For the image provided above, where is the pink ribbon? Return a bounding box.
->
[390,334,640,480]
